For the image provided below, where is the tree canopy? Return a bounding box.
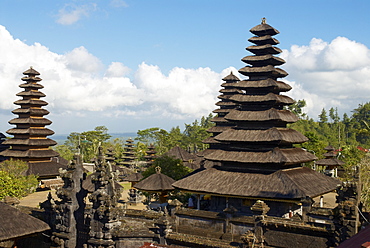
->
[0,159,38,200]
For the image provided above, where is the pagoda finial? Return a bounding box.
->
[261,17,266,24]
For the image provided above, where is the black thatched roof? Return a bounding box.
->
[225,109,298,123]
[229,93,294,105]
[164,146,195,162]
[126,172,144,182]
[205,147,316,165]
[3,138,57,146]
[0,202,50,242]
[6,127,54,136]
[134,171,175,192]
[0,149,59,158]
[214,128,308,144]
[27,157,68,177]
[235,79,291,92]
[250,21,279,36]
[248,35,279,45]
[315,158,345,167]
[172,167,339,199]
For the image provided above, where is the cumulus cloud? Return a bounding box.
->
[56,3,97,25]
[105,62,131,77]
[0,25,231,132]
[281,36,370,119]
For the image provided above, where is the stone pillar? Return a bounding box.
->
[247,200,270,247]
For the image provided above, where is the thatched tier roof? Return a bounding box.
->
[126,172,144,182]
[205,147,316,165]
[212,108,235,114]
[0,202,50,242]
[250,23,279,36]
[242,54,285,66]
[23,67,40,76]
[222,72,240,81]
[16,91,45,97]
[207,126,234,134]
[6,127,54,136]
[165,146,195,162]
[235,79,291,92]
[315,158,345,167]
[9,117,52,125]
[12,108,49,116]
[134,172,175,192]
[239,65,288,78]
[229,93,294,105]
[225,109,298,123]
[202,137,222,145]
[248,35,279,45]
[219,88,243,94]
[27,158,68,177]
[214,128,308,144]
[246,44,282,55]
[217,94,233,100]
[0,149,59,158]
[13,99,48,106]
[216,101,237,107]
[324,145,335,151]
[210,116,228,123]
[3,138,57,146]
[323,151,336,158]
[19,82,43,89]
[172,166,339,200]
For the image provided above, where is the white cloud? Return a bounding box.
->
[64,46,104,73]
[0,25,230,133]
[105,62,131,77]
[56,3,97,25]
[110,0,128,8]
[281,36,370,119]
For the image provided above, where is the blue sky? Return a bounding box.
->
[1,1,370,135]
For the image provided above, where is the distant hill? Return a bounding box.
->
[52,132,137,145]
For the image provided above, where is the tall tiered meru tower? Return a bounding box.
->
[173,19,339,217]
[0,68,65,178]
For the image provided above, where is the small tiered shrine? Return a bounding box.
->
[164,146,198,170]
[0,68,66,178]
[144,144,157,167]
[119,138,136,168]
[173,19,339,217]
[0,133,9,162]
[316,145,345,177]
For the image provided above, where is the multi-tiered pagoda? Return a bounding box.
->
[0,68,66,178]
[198,72,242,168]
[119,138,136,168]
[173,19,339,217]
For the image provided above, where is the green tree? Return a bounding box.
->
[318,108,328,123]
[64,126,112,162]
[0,159,38,200]
[142,155,192,181]
[53,144,74,161]
[351,103,370,147]
[287,99,307,119]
